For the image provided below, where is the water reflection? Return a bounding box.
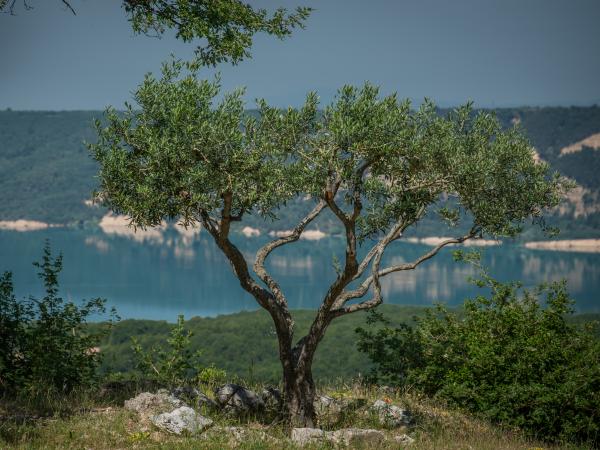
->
[0,228,598,320]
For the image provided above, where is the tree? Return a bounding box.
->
[2,0,311,66]
[90,61,568,426]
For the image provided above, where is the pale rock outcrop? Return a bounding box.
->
[151,406,213,434]
[124,391,183,418]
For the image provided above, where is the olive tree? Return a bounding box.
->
[3,0,311,66]
[90,61,567,426]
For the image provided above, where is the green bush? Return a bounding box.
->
[132,315,224,388]
[0,242,116,398]
[356,270,600,446]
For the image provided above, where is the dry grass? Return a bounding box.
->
[0,384,586,450]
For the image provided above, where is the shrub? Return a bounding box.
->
[132,315,217,388]
[0,242,117,398]
[356,268,600,445]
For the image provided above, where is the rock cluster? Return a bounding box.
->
[124,390,212,435]
[123,387,416,445]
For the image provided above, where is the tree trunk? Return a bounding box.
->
[283,364,317,427]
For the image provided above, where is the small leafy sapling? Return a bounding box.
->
[132,315,205,388]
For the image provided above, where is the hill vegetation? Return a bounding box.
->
[94,305,600,384]
[1,106,600,238]
[96,305,426,383]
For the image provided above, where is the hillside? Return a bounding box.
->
[95,305,600,383]
[1,107,600,237]
[96,305,426,383]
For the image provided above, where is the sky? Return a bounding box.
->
[1,0,599,110]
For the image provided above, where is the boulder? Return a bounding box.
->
[371,399,412,427]
[124,391,183,417]
[291,427,330,446]
[151,406,213,435]
[214,383,264,414]
[331,428,386,447]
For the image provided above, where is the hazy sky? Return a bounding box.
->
[1,0,599,110]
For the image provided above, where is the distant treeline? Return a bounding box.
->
[92,305,600,383]
[1,107,600,238]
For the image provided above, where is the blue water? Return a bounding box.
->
[0,228,599,319]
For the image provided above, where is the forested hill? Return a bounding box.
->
[1,106,600,237]
[0,110,102,224]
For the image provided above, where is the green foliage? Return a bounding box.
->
[94,306,435,382]
[92,63,567,241]
[132,314,206,387]
[124,0,312,66]
[0,242,116,398]
[356,273,600,445]
[198,364,227,387]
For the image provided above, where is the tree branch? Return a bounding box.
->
[3,0,76,15]
[61,0,75,15]
[332,228,478,313]
[294,178,363,369]
[331,234,387,317]
[254,200,326,305]
[344,204,427,295]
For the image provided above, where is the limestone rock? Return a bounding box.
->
[214,383,264,414]
[291,427,330,446]
[371,399,412,427]
[124,391,183,417]
[151,406,213,435]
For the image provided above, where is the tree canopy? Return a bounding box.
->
[92,62,566,241]
[2,0,311,66]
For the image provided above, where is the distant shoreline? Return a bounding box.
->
[0,219,63,232]
[2,217,600,254]
[524,239,600,253]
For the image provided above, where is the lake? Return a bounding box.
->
[1,228,599,319]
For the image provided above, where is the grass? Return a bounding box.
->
[0,383,587,450]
